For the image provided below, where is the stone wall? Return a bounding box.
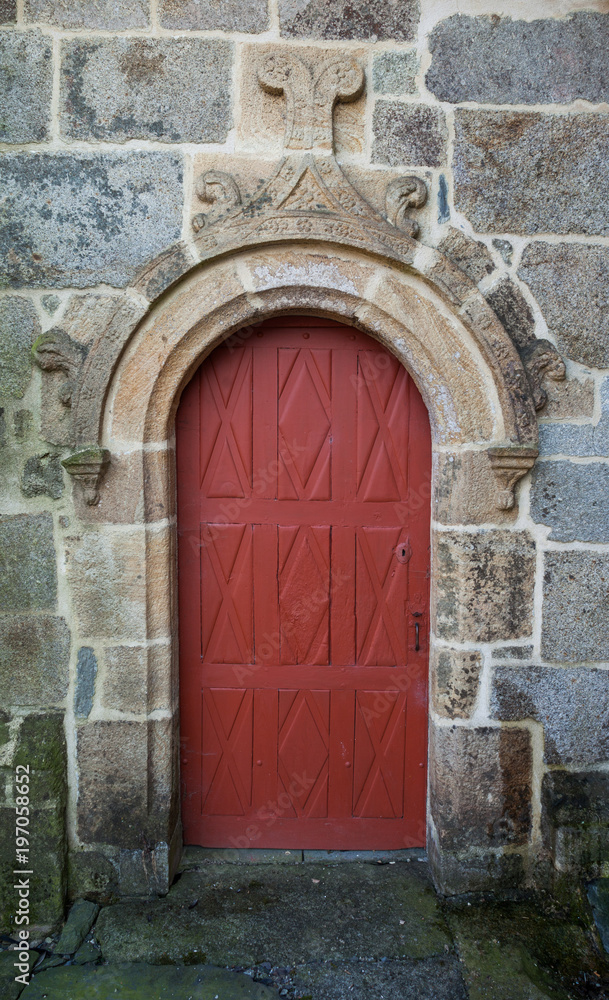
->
[1,0,609,925]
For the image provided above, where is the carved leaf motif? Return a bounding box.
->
[386,177,428,238]
[192,170,242,232]
[32,329,87,408]
[519,339,566,411]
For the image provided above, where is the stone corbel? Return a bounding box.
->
[385,176,428,238]
[192,171,242,233]
[487,446,538,510]
[519,339,566,411]
[32,330,88,407]
[61,447,110,506]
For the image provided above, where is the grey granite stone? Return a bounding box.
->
[492,645,534,661]
[77,721,148,847]
[74,647,97,719]
[491,664,609,766]
[372,51,418,94]
[0,615,70,705]
[0,0,16,22]
[587,880,609,955]
[25,964,278,999]
[158,0,269,31]
[542,551,609,662]
[0,297,40,398]
[0,152,183,289]
[427,13,609,105]
[373,102,447,168]
[41,294,61,315]
[437,227,495,286]
[485,277,535,351]
[279,0,419,40]
[530,460,609,542]
[21,453,64,500]
[61,38,232,144]
[454,111,609,236]
[519,242,609,368]
[0,513,57,612]
[543,770,609,878]
[55,898,100,955]
[492,239,513,265]
[538,423,596,458]
[0,31,52,143]
[24,0,148,28]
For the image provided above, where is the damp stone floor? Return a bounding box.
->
[2,848,609,1000]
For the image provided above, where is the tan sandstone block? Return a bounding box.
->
[431,647,483,719]
[77,720,148,847]
[540,376,595,422]
[66,529,147,640]
[102,646,148,715]
[245,248,376,298]
[146,526,176,641]
[433,450,518,525]
[238,44,366,158]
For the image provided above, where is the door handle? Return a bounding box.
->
[415,622,420,651]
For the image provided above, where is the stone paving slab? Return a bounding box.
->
[291,956,467,999]
[95,861,452,967]
[24,963,276,999]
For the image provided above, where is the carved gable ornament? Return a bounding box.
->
[44,47,552,509]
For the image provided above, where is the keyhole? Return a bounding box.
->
[395,540,411,564]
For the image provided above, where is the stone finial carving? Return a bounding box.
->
[519,339,566,411]
[257,51,364,151]
[62,447,110,506]
[32,330,87,407]
[488,446,538,510]
[386,176,428,237]
[192,170,242,233]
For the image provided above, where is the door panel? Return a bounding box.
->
[177,316,431,849]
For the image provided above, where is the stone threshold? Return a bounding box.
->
[181,846,427,865]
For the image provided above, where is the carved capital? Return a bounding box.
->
[519,339,566,411]
[192,170,242,232]
[257,50,364,151]
[386,176,428,238]
[32,330,87,407]
[488,446,538,510]
[62,447,110,506]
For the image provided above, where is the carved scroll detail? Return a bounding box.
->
[488,446,538,510]
[519,339,566,411]
[62,447,110,506]
[385,176,428,238]
[192,171,242,233]
[32,330,87,407]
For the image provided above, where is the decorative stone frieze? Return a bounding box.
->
[487,446,538,510]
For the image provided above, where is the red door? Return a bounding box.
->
[177,317,431,850]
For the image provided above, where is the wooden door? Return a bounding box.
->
[177,317,431,850]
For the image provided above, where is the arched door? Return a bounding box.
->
[177,316,431,850]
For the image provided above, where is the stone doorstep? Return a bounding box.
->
[181,846,426,866]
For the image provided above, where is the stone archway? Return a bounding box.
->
[44,47,552,897]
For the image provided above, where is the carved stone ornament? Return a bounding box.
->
[61,447,110,505]
[487,446,538,510]
[519,339,566,411]
[192,50,427,244]
[32,329,88,407]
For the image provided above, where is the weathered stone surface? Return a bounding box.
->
[519,243,609,368]
[95,862,451,964]
[0,615,70,706]
[427,13,609,105]
[541,377,595,422]
[432,648,482,719]
[0,514,57,612]
[292,958,468,1000]
[373,102,447,168]
[538,423,596,458]
[68,849,118,902]
[454,111,609,236]
[492,239,513,265]
[21,453,64,500]
[0,31,52,143]
[435,531,536,643]
[372,51,418,94]
[158,0,269,31]
[102,646,147,715]
[491,665,609,766]
[77,721,148,847]
[65,530,147,640]
[530,461,609,543]
[24,0,148,28]
[61,38,232,144]
[542,770,609,878]
[492,645,533,661]
[485,277,535,351]
[26,963,277,999]
[74,647,97,719]
[0,0,16,21]
[430,725,532,850]
[238,45,366,158]
[433,451,517,525]
[542,551,609,662]
[587,880,609,955]
[55,898,100,955]
[0,297,40,399]
[0,152,183,289]
[436,228,494,286]
[279,0,418,40]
